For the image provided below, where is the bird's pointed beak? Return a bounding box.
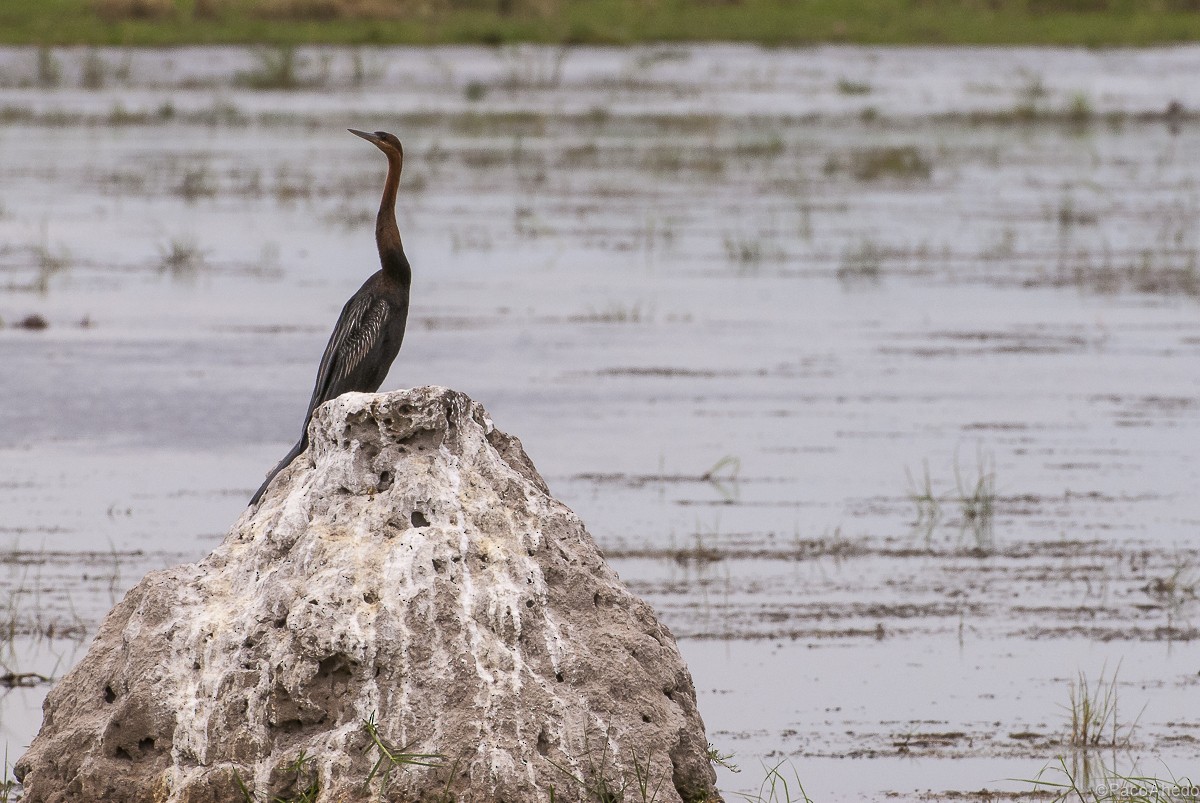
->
[348,128,382,145]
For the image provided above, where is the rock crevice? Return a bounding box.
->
[16,386,720,803]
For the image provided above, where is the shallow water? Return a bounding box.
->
[1,44,1199,799]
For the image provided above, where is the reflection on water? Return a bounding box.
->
[1,44,1199,799]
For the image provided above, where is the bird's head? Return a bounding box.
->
[349,129,403,160]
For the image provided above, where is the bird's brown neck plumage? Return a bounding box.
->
[377,147,410,285]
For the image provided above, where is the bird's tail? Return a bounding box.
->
[248,436,307,507]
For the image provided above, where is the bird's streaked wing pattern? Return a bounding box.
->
[306,293,390,414]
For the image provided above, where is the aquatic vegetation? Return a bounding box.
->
[730,760,812,803]
[235,44,325,89]
[837,239,884,282]
[836,78,871,95]
[901,453,997,551]
[1066,665,1141,750]
[81,48,106,89]
[825,145,932,181]
[955,451,996,552]
[156,238,208,278]
[1020,756,1193,803]
[905,459,942,541]
[35,46,60,87]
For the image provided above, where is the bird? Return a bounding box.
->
[249,129,412,507]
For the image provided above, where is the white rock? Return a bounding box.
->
[16,386,720,803]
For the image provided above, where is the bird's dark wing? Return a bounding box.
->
[304,292,391,416]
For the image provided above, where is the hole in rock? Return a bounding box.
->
[536,729,549,756]
[432,558,446,572]
[642,714,651,723]
[555,672,564,683]
[103,685,116,703]
[525,599,534,608]
[377,470,393,491]
[411,511,430,528]
[592,592,600,607]
[274,617,287,628]
[138,737,155,753]
[363,590,379,604]
[114,746,132,761]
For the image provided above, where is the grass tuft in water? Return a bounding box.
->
[724,233,763,267]
[954,450,995,552]
[905,459,942,542]
[34,241,69,294]
[826,146,931,181]
[836,77,870,95]
[1018,756,1194,803]
[81,48,106,89]
[731,760,813,803]
[901,452,997,550]
[236,44,322,89]
[837,239,884,283]
[1066,664,1141,750]
[157,238,208,278]
[1143,555,1199,630]
[36,46,61,87]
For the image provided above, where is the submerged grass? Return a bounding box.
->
[7,0,1200,45]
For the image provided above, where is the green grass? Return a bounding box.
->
[1020,757,1197,803]
[361,712,444,795]
[4,0,1200,46]
[1066,664,1142,750]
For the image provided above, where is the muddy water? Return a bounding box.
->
[1,44,1199,799]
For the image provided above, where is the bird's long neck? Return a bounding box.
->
[376,148,410,286]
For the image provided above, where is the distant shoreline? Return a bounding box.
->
[3,0,1200,47]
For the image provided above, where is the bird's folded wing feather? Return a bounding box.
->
[305,294,390,414]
